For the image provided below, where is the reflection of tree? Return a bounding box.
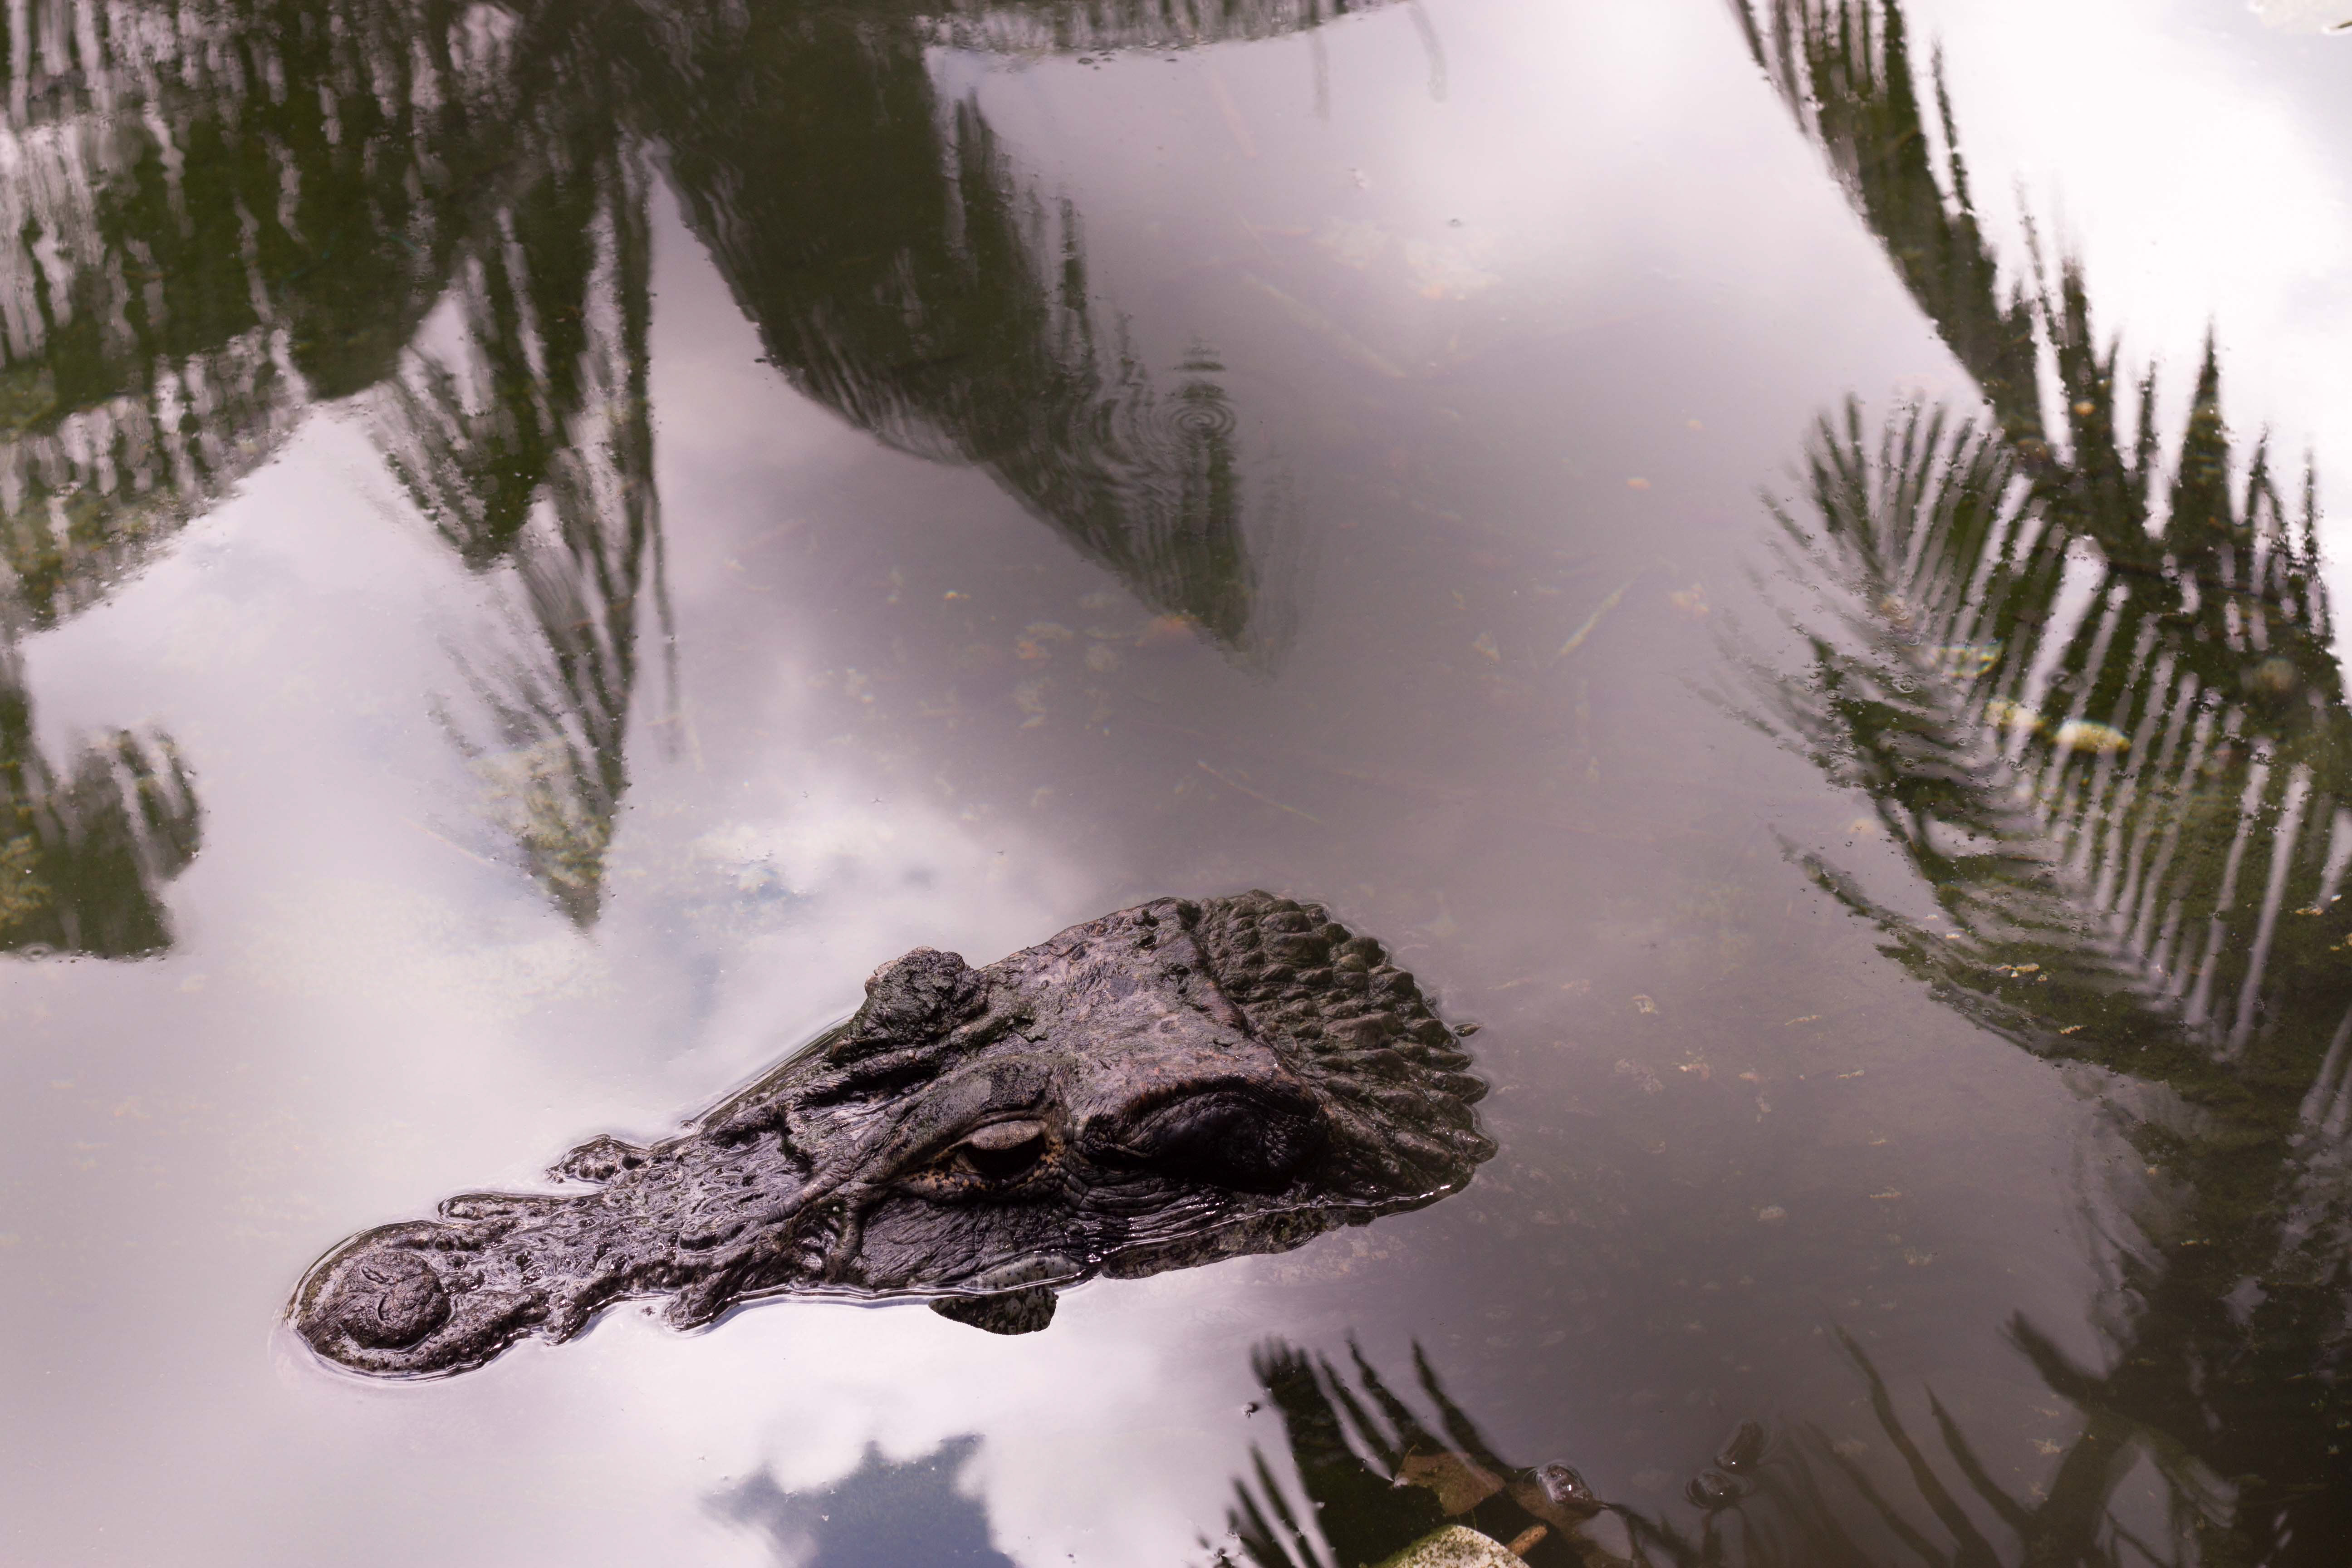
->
[1627,1325,2224,1568]
[1206,1332,2249,1568]
[651,7,1274,650]
[1208,1339,1632,1568]
[2,0,1333,938]
[1731,1,2352,1560]
[373,144,663,925]
[0,632,199,956]
[0,0,563,617]
[1729,0,2040,446]
[930,0,1382,54]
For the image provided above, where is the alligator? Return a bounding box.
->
[290,891,1494,1377]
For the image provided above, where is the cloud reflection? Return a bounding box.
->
[710,1436,1018,1568]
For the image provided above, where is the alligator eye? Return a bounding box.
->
[899,1117,1061,1200]
[953,1119,1049,1181]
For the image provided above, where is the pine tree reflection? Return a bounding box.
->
[1729,1,2352,1560]
[0,0,1334,935]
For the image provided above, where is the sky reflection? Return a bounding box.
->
[8,0,2352,1564]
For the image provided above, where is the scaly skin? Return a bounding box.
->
[290,892,1494,1377]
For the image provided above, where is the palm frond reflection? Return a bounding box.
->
[1732,0,2352,1558]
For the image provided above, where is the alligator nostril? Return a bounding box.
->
[329,1250,451,1349]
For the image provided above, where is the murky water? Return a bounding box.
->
[6,0,2352,1563]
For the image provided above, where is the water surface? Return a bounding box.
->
[6,0,2352,1563]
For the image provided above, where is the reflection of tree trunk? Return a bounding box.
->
[1732,1,2352,1558]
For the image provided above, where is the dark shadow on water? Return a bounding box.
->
[709,1437,1018,1568]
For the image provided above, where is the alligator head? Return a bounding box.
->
[290,891,1494,1376]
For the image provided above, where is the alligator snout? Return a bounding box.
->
[294,1216,564,1377]
[324,1246,451,1348]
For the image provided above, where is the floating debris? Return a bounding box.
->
[1395,1450,1504,1515]
[1984,698,2042,733]
[1615,1058,1664,1093]
[1014,622,1073,661]
[1402,238,1500,301]
[1135,614,1205,652]
[2250,656,2299,695]
[1554,575,1641,661]
[1928,642,2001,676]
[1318,217,1388,270]
[1194,760,1326,826]
[2053,718,2130,754]
[1236,271,1409,379]
[1370,1525,1523,1568]
[1757,1205,1788,1224]
[1204,67,1256,157]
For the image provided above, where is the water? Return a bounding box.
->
[5,0,2352,1562]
